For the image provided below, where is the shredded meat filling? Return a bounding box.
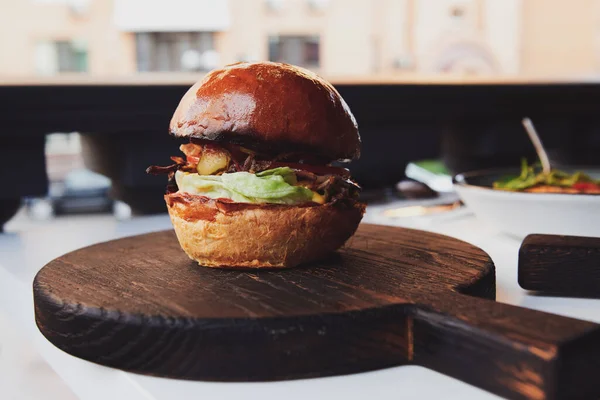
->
[147,142,361,202]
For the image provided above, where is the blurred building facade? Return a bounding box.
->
[0,0,599,79]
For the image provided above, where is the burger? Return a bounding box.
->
[147,61,365,268]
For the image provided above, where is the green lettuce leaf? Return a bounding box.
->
[175,167,315,204]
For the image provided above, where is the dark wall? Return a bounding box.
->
[1,82,599,206]
[335,84,600,188]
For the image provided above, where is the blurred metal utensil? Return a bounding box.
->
[522,117,551,174]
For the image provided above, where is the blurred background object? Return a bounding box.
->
[1,0,600,228]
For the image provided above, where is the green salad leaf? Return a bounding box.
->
[175,167,315,204]
[493,159,600,191]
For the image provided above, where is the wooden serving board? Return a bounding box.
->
[519,234,600,298]
[33,224,600,400]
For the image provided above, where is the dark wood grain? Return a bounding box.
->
[519,234,600,298]
[33,224,600,400]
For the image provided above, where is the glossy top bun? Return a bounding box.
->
[170,62,360,162]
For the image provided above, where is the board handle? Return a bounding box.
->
[411,293,600,400]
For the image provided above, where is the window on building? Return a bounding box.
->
[135,32,215,72]
[55,41,88,73]
[268,35,320,68]
[35,40,88,75]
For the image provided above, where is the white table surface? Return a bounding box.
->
[1,203,599,400]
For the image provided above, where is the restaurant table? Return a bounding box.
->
[1,201,599,400]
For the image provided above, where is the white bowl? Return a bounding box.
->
[454,168,600,239]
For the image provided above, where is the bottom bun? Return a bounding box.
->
[165,193,365,268]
